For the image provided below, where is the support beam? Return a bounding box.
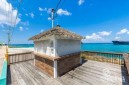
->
[53,38,57,57]
[34,57,35,66]
[80,57,82,64]
[54,60,58,78]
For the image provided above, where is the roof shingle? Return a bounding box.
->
[29,26,83,40]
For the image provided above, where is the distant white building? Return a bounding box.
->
[29,25,83,78]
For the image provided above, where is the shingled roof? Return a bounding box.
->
[29,25,83,40]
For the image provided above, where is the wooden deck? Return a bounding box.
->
[7,60,129,85]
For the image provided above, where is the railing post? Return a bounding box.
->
[119,54,120,65]
[34,56,36,66]
[54,60,58,78]
[80,57,83,64]
[5,46,9,65]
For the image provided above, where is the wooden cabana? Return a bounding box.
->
[29,25,83,78]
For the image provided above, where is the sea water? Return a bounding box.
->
[10,44,34,48]
[81,43,129,53]
[10,43,129,53]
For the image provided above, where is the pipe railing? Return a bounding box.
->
[81,51,125,65]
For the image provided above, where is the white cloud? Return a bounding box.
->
[47,8,52,13]
[98,31,112,36]
[29,13,34,18]
[0,24,4,28]
[117,28,129,35]
[40,29,44,33]
[44,8,47,11]
[25,28,29,30]
[48,17,51,21]
[127,31,129,34]
[38,8,71,20]
[78,0,85,6]
[19,13,22,17]
[38,7,51,13]
[20,21,29,26]
[0,0,20,26]
[20,27,29,31]
[57,8,71,16]
[83,30,112,42]
[40,13,43,16]
[2,29,6,32]
[85,33,102,40]
[39,7,43,11]
[25,14,28,16]
[114,37,121,40]
[22,8,26,11]
[19,26,23,31]
[39,7,47,11]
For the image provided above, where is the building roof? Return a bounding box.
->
[29,25,83,40]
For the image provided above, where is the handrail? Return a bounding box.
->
[123,54,129,76]
[81,51,124,65]
[8,52,34,64]
[83,51,124,55]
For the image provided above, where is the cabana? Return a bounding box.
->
[29,25,83,78]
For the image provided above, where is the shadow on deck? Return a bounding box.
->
[7,60,129,85]
[121,65,129,85]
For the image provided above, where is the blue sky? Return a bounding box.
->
[0,0,129,44]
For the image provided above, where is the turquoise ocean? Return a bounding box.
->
[10,43,129,53]
[81,43,129,53]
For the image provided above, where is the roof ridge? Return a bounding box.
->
[29,26,83,40]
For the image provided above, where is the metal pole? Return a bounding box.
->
[51,9,55,28]
[7,28,11,46]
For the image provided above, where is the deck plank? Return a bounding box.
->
[7,60,129,85]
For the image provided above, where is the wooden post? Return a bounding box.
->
[80,57,82,64]
[5,46,9,65]
[54,60,58,78]
[53,39,57,57]
[34,56,35,66]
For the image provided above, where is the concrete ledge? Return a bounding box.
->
[0,61,7,85]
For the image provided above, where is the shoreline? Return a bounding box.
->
[8,47,34,54]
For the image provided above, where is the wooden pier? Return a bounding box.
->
[7,60,129,85]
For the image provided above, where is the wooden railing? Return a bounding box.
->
[8,52,34,64]
[123,53,129,76]
[81,51,124,65]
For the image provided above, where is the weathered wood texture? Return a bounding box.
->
[58,53,80,76]
[8,52,34,64]
[7,60,61,85]
[34,53,60,61]
[81,51,124,65]
[35,55,54,76]
[7,60,129,85]
[123,54,129,76]
[35,53,80,77]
